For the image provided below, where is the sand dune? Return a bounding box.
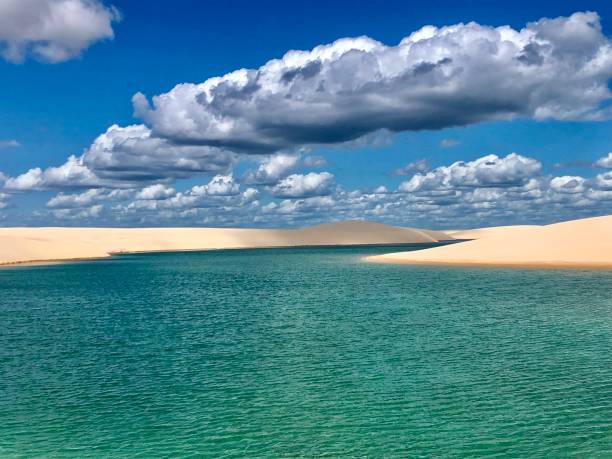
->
[367,215,612,269]
[0,221,453,266]
[447,225,541,240]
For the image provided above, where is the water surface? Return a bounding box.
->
[1,245,611,457]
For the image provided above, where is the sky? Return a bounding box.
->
[1,0,612,228]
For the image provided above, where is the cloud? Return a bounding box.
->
[303,155,327,167]
[0,140,20,149]
[554,154,612,170]
[263,196,335,216]
[374,185,388,194]
[28,151,612,228]
[241,187,259,203]
[132,12,612,156]
[5,155,99,191]
[270,172,335,198]
[552,159,596,170]
[51,204,104,220]
[192,174,240,196]
[398,153,542,192]
[4,11,612,228]
[332,129,395,150]
[6,11,612,197]
[440,139,460,148]
[135,184,176,200]
[596,152,612,168]
[0,192,9,209]
[391,158,429,176]
[6,125,237,191]
[82,124,236,182]
[549,175,586,194]
[47,187,131,208]
[595,171,612,189]
[0,0,120,63]
[242,153,300,184]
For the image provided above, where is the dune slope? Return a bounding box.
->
[447,225,541,240]
[0,221,452,266]
[366,215,612,269]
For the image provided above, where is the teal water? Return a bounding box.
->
[1,245,611,458]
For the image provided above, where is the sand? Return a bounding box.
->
[0,221,453,266]
[446,225,541,240]
[366,215,612,269]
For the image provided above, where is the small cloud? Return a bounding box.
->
[373,185,388,194]
[391,158,429,176]
[440,139,460,148]
[0,140,20,149]
[135,184,176,200]
[552,160,595,170]
[242,153,300,185]
[303,155,327,168]
[335,129,394,149]
[270,172,334,198]
[0,0,120,64]
[595,153,612,169]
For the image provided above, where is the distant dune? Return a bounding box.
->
[367,215,612,269]
[0,221,453,266]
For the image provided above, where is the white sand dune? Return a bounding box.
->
[366,215,612,269]
[447,225,541,240]
[0,221,453,266]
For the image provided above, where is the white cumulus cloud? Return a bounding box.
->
[135,184,176,200]
[398,153,542,192]
[5,155,99,191]
[47,188,131,208]
[242,153,300,184]
[5,125,237,191]
[0,0,120,63]
[549,176,586,194]
[391,158,430,176]
[271,172,335,198]
[191,174,240,197]
[133,12,612,155]
[596,152,612,168]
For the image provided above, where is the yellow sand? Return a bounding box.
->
[0,220,452,266]
[366,215,612,269]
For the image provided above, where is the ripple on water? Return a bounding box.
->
[0,246,611,457]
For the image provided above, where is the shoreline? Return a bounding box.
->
[2,240,458,268]
[364,256,612,271]
[0,221,454,267]
[0,257,112,268]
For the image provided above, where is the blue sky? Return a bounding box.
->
[0,0,612,228]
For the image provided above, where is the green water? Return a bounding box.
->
[1,245,611,458]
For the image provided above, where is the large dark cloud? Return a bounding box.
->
[133,12,612,154]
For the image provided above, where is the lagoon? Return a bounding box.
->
[1,245,611,457]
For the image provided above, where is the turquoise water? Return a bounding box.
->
[1,245,611,458]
